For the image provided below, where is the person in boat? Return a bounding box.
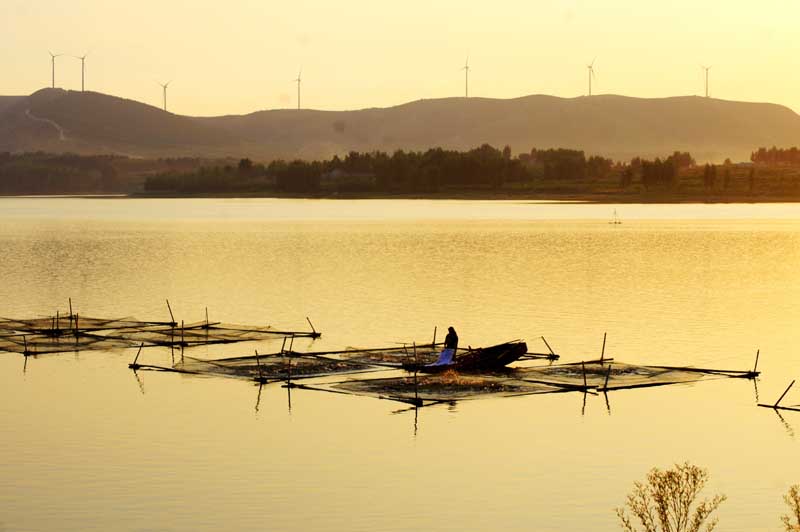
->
[430,326,458,366]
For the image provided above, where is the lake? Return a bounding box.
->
[1,197,799,531]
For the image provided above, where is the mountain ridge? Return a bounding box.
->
[1,88,799,162]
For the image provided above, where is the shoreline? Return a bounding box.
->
[2,191,799,204]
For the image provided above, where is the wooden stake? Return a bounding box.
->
[432,326,437,347]
[280,336,287,355]
[289,334,295,354]
[205,307,209,328]
[306,317,316,335]
[286,351,292,387]
[753,349,760,374]
[582,361,587,389]
[181,320,185,346]
[255,349,265,382]
[413,344,419,405]
[541,336,556,357]
[774,380,795,408]
[166,299,176,325]
[600,332,607,362]
[129,342,144,369]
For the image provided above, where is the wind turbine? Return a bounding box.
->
[702,65,711,98]
[75,53,88,92]
[294,69,302,110]
[462,56,470,98]
[48,51,62,88]
[587,58,597,96]
[159,81,171,112]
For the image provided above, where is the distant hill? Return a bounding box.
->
[1,88,799,162]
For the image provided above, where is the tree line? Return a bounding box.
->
[144,145,619,194]
[751,146,800,166]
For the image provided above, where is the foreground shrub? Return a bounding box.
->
[616,462,726,532]
[783,484,800,531]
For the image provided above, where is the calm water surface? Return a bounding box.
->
[1,198,799,531]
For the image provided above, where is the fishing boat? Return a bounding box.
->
[402,340,528,373]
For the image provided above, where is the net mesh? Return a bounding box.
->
[0,312,318,355]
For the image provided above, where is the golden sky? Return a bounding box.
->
[3,0,799,116]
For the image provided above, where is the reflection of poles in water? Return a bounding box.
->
[132,369,145,395]
[413,404,418,437]
[774,409,795,439]
[604,391,611,415]
[255,382,263,413]
[753,377,760,404]
[581,390,587,416]
[22,354,28,374]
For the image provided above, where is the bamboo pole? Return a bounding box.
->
[600,332,607,362]
[753,349,760,374]
[758,381,800,412]
[432,326,437,349]
[286,350,292,388]
[254,349,265,383]
[306,317,317,336]
[541,336,556,357]
[582,361,587,389]
[603,364,612,390]
[128,342,144,369]
[774,380,795,407]
[413,342,419,405]
[166,299,176,325]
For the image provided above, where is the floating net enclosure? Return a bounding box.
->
[172,344,444,382]
[326,371,571,402]
[514,360,757,391]
[0,309,320,356]
[133,337,758,406]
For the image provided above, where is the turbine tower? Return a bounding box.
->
[48,51,62,88]
[462,56,470,98]
[159,81,171,112]
[702,65,711,98]
[75,54,88,92]
[294,70,302,110]
[587,58,596,96]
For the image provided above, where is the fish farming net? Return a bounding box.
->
[514,361,752,391]
[327,371,570,402]
[0,312,319,355]
[173,344,444,381]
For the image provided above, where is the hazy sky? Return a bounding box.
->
[4,0,799,116]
